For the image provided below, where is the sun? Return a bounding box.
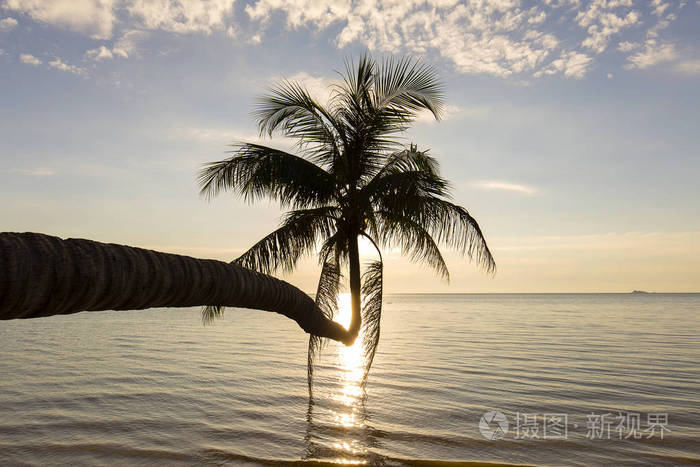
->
[334,293,353,329]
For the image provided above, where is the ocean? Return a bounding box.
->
[1,293,698,466]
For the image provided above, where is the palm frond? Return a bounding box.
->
[234,207,338,275]
[197,143,336,208]
[360,260,383,385]
[307,258,342,392]
[255,80,345,164]
[429,200,496,274]
[365,143,440,182]
[373,213,450,280]
[362,169,451,205]
[373,56,445,121]
[338,53,375,111]
[201,304,224,325]
[378,195,496,274]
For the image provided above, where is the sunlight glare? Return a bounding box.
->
[331,293,367,422]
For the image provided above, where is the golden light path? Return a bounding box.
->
[330,293,369,463]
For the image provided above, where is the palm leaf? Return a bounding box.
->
[373,56,445,121]
[198,143,336,208]
[201,304,224,325]
[307,258,342,392]
[377,194,496,274]
[409,198,496,274]
[255,80,346,165]
[365,143,440,182]
[373,213,450,280]
[234,207,338,275]
[360,260,383,385]
[362,169,451,205]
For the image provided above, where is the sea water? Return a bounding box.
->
[1,293,698,466]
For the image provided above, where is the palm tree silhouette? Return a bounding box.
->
[198,54,495,385]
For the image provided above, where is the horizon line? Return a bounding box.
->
[306,291,700,295]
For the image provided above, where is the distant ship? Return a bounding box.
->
[631,290,650,294]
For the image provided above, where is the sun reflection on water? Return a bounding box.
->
[329,293,369,462]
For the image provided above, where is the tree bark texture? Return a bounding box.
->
[0,232,351,344]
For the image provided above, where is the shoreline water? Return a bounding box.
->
[1,293,698,466]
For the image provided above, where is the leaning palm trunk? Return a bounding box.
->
[0,232,351,344]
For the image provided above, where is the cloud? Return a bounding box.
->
[9,168,55,176]
[19,53,41,65]
[48,58,86,75]
[241,0,610,79]
[646,12,675,39]
[535,50,593,79]
[112,29,147,58]
[415,104,476,124]
[617,40,639,52]
[2,0,691,80]
[248,32,261,44]
[126,0,235,34]
[177,125,296,152]
[651,0,671,17]
[85,29,147,60]
[4,0,117,39]
[284,71,338,104]
[618,5,682,73]
[624,40,677,69]
[578,6,640,54]
[240,0,688,80]
[674,59,700,75]
[0,16,18,30]
[85,45,113,60]
[4,0,234,39]
[246,0,350,29]
[183,126,245,143]
[474,181,537,194]
[496,231,700,254]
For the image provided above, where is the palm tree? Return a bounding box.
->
[198,55,495,384]
[0,231,349,342]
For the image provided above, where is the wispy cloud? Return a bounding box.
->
[495,231,700,253]
[19,53,41,65]
[415,104,474,124]
[9,168,56,176]
[284,72,338,104]
[617,40,640,52]
[474,181,537,195]
[126,0,234,34]
[4,0,234,39]
[48,58,86,75]
[0,16,18,30]
[4,0,117,39]
[3,0,694,80]
[624,40,677,69]
[175,126,294,152]
[241,0,680,79]
[85,45,114,61]
[674,59,700,75]
[534,51,593,79]
[577,4,640,54]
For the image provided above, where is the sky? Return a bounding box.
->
[1,0,699,293]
